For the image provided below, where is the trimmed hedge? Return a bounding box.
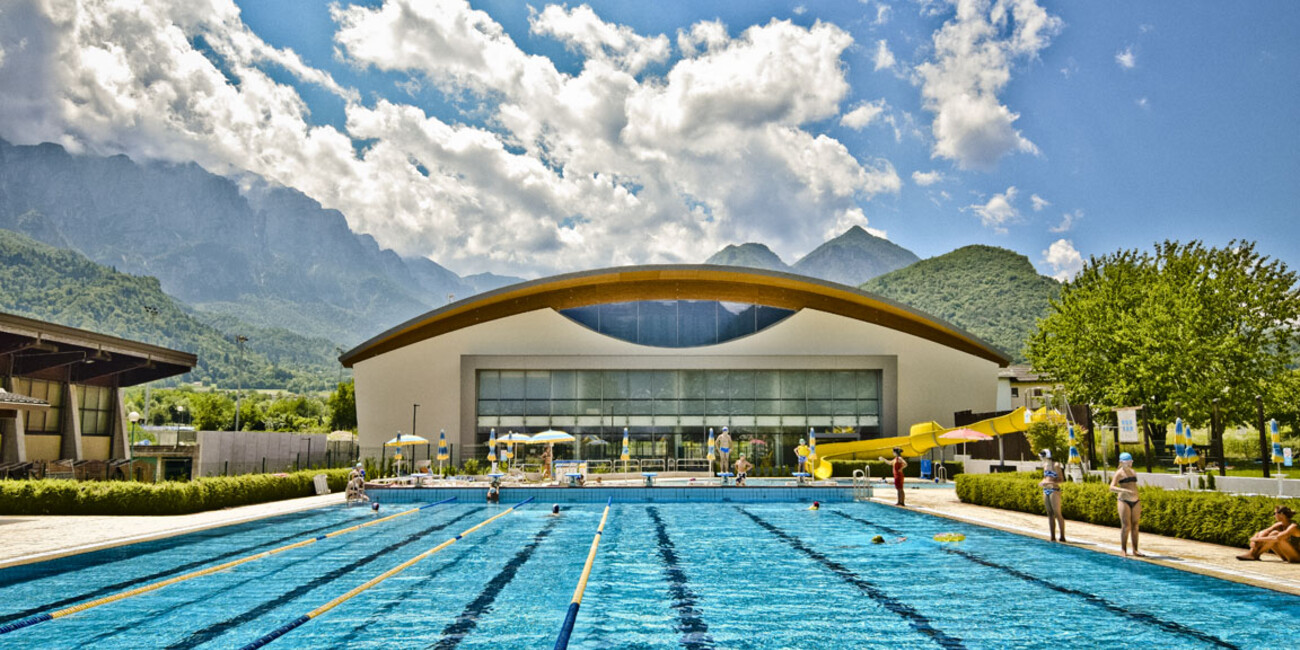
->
[828,460,963,479]
[0,469,352,516]
[955,472,1287,548]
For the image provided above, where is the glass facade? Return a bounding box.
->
[12,378,62,433]
[78,385,114,436]
[559,300,795,347]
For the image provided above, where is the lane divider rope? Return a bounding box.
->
[553,497,612,650]
[0,497,457,636]
[240,497,535,650]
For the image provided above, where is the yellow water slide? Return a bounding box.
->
[811,406,1063,479]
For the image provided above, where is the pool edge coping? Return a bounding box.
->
[0,493,346,570]
[870,496,1300,597]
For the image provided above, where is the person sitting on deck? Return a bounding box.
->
[1238,505,1300,563]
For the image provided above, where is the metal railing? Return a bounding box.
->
[852,468,873,501]
[935,465,948,483]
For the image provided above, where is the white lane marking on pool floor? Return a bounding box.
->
[867,497,1300,595]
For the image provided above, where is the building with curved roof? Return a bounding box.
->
[341,265,1010,468]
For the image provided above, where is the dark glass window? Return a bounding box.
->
[559,300,793,348]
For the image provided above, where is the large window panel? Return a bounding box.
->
[806,371,831,399]
[678,301,717,347]
[551,371,575,399]
[602,371,628,399]
[628,371,654,400]
[754,371,779,399]
[717,302,755,342]
[780,371,805,400]
[599,302,638,342]
[638,300,678,347]
[499,371,526,399]
[706,371,729,399]
[577,371,603,400]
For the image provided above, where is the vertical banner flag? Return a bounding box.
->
[1117,408,1140,444]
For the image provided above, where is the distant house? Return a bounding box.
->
[997,365,1057,411]
[0,312,195,475]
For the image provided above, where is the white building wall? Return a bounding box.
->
[354,308,1000,462]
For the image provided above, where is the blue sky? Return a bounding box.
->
[1,1,1296,280]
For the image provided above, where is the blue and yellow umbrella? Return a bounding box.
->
[620,427,630,461]
[707,428,716,462]
[436,429,450,461]
[808,427,817,458]
[487,428,497,463]
[1067,423,1081,465]
[1173,418,1187,465]
[1272,419,1284,464]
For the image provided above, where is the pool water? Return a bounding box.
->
[0,501,1295,649]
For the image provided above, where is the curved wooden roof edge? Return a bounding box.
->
[340,265,1013,368]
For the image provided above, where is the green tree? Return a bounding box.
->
[328,380,357,431]
[1028,241,1300,451]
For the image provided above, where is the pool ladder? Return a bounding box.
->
[935,464,948,483]
[852,469,873,501]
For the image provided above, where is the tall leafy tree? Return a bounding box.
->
[328,380,357,431]
[1028,241,1300,448]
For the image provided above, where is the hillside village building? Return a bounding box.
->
[341,266,1012,467]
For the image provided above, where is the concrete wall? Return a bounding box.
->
[195,431,330,477]
[355,308,1000,464]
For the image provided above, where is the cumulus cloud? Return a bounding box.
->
[873,39,896,71]
[967,186,1019,232]
[825,206,888,240]
[1043,238,1083,282]
[912,169,944,186]
[915,0,1062,170]
[1030,193,1049,211]
[1116,46,1136,69]
[1050,209,1081,233]
[841,99,887,130]
[0,0,902,276]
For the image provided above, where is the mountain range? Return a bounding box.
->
[0,139,1059,380]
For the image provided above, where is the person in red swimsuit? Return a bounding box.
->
[879,447,908,506]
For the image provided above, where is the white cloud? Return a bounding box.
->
[875,5,892,25]
[873,39,896,71]
[1043,238,1083,282]
[1030,193,1049,211]
[794,5,808,16]
[529,4,670,75]
[1116,46,1136,69]
[967,186,1020,232]
[841,99,887,130]
[1050,209,1081,232]
[915,0,1062,171]
[1136,96,1149,110]
[912,169,944,186]
[826,206,888,240]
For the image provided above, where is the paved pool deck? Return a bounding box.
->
[2,484,1299,597]
[882,484,1300,597]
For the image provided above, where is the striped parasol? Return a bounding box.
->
[707,428,716,462]
[1272,419,1284,464]
[620,427,630,461]
[487,428,497,463]
[1173,418,1187,465]
[808,427,817,458]
[436,429,450,461]
[1067,423,1081,465]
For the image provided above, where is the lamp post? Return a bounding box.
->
[128,411,140,480]
[235,335,248,432]
[175,405,185,439]
[412,403,420,464]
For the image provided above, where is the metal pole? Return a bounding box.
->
[1141,400,1153,474]
[1212,398,1226,477]
[1084,405,1096,470]
[1256,395,1270,479]
[235,335,247,432]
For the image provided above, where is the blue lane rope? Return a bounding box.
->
[553,497,613,650]
[240,497,534,650]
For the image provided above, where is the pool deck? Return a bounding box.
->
[0,492,345,568]
[884,484,1300,597]
[2,484,1299,597]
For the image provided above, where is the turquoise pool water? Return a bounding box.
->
[1,501,1295,648]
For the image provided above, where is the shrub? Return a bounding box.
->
[955,473,1286,547]
[0,469,351,516]
[827,460,963,479]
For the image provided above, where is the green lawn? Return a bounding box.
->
[1141,465,1295,479]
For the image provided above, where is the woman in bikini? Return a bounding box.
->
[1109,452,1143,556]
[1038,449,1066,542]
[1238,505,1300,563]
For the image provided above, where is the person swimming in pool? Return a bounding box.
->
[1039,449,1066,542]
[1109,452,1143,556]
[808,501,820,511]
[486,478,501,503]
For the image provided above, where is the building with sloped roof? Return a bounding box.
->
[341,266,1011,468]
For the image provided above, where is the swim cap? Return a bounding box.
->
[1119,452,1133,462]
[552,504,560,514]
[1039,449,1052,459]
[799,438,806,445]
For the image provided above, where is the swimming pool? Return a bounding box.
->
[1,500,1295,648]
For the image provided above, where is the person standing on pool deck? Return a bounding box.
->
[794,438,811,476]
[1039,449,1066,542]
[734,456,752,486]
[716,427,733,474]
[878,447,908,506]
[1109,452,1143,556]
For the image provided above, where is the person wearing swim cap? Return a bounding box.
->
[551,504,561,516]
[794,438,811,477]
[1039,449,1066,542]
[716,427,732,475]
[808,501,820,511]
[878,447,908,506]
[1109,452,1143,556]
